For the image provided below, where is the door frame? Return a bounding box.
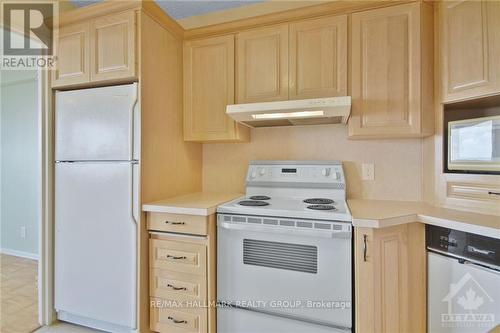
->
[0,27,54,326]
[39,60,55,325]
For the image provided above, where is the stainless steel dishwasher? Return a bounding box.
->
[427,225,500,333]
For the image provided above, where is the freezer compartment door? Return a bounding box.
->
[218,306,349,333]
[428,252,500,333]
[55,162,138,329]
[55,83,138,161]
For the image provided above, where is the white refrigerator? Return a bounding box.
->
[55,83,140,333]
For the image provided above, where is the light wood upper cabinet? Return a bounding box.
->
[289,16,347,99]
[184,35,249,142]
[441,0,500,102]
[53,22,90,87]
[236,25,289,103]
[355,224,426,333]
[349,2,434,138]
[52,10,137,88]
[90,10,136,82]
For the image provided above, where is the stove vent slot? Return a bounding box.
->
[232,216,246,223]
[247,217,262,224]
[263,219,278,225]
[297,221,312,228]
[314,223,331,230]
[279,220,295,227]
[223,215,232,222]
[243,239,317,274]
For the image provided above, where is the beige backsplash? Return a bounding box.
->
[202,124,424,201]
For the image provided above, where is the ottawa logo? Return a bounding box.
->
[441,272,496,329]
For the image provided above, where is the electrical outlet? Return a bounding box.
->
[362,163,375,181]
[20,226,27,239]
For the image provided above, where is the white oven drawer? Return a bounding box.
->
[218,306,349,333]
[217,215,352,329]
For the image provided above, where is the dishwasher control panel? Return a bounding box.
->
[426,225,499,269]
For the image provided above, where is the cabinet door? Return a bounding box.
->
[90,10,136,82]
[441,0,500,102]
[184,35,249,142]
[52,22,90,87]
[349,3,424,138]
[236,25,289,103]
[354,224,425,333]
[289,16,347,99]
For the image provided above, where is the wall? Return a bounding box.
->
[202,124,424,201]
[0,69,40,257]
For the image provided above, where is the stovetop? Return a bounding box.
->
[217,195,351,222]
[217,161,352,222]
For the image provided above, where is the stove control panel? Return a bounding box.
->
[246,161,345,188]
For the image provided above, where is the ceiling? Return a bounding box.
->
[70,0,264,20]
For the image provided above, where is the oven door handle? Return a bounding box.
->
[218,222,351,239]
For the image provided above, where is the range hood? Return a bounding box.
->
[226,96,351,128]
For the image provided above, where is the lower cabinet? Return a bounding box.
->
[354,223,426,333]
[148,213,216,333]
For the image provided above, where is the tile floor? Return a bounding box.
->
[0,254,39,333]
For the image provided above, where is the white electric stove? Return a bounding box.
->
[217,161,352,333]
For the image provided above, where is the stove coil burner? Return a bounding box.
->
[238,200,270,207]
[303,198,335,205]
[249,195,271,201]
[307,204,336,211]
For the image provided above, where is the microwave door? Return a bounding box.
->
[448,115,500,172]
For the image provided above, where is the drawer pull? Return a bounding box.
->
[166,255,187,260]
[165,221,186,225]
[167,284,187,291]
[488,191,500,196]
[168,316,187,324]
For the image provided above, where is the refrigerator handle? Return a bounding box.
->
[129,83,139,162]
[131,162,139,226]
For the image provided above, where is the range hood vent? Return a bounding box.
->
[226,96,351,128]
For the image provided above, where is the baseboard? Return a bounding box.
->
[0,248,39,260]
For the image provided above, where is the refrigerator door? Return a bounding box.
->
[55,83,138,162]
[55,162,138,330]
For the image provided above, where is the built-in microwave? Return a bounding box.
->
[448,115,500,173]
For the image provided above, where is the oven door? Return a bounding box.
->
[217,214,352,331]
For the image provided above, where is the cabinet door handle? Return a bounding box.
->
[167,284,187,291]
[165,221,186,225]
[488,191,500,196]
[168,316,187,324]
[166,255,187,260]
[363,234,368,262]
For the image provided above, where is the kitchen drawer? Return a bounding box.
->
[150,238,207,275]
[447,182,500,203]
[150,297,207,333]
[150,268,207,302]
[148,213,208,236]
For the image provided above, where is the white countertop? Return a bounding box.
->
[348,199,500,239]
[142,192,243,216]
